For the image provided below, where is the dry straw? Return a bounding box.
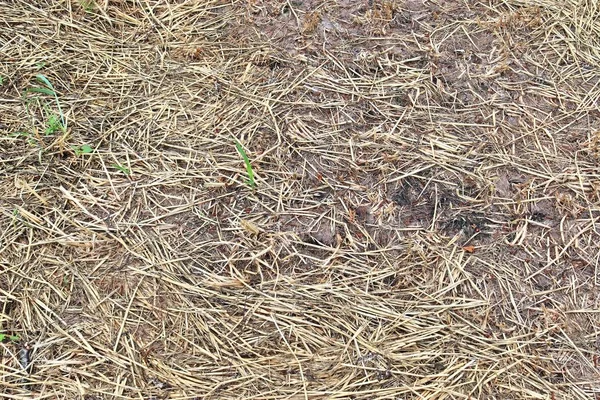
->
[1,0,599,399]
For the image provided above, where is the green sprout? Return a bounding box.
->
[235,139,256,188]
[0,333,20,343]
[73,144,93,156]
[10,131,31,138]
[25,74,67,132]
[9,131,39,147]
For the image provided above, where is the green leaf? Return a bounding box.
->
[80,0,95,11]
[73,144,94,156]
[45,114,62,135]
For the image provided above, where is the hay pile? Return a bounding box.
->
[1,0,599,398]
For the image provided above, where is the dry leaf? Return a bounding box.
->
[240,219,261,235]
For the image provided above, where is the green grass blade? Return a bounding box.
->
[112,163,131,175]
[26,87,56,96]
[235,140,256,188]
[36,74,55,90]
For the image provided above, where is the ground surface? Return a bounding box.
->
[1,0,600,399]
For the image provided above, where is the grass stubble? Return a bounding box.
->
[0,0,599,399]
